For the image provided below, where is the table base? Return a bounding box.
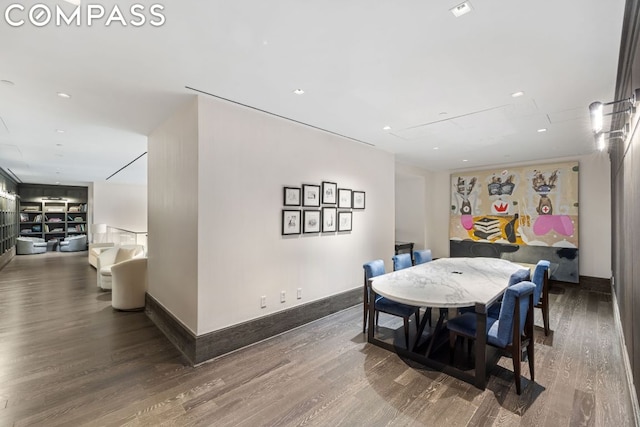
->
[367,299,501,390]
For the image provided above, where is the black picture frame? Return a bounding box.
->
[321,207,337,232]
[283,186,301,206]
[352,191,366,209]
[321,181,337,204]
[337,188,352,209]
[302,184,321,207]
[338,211,353,232]
[282,209,301,235]
[303,210,321,233]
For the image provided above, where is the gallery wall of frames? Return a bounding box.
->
[282,181,365,235]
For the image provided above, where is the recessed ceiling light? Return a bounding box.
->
[293,89,305,95]
[462,159,469,162]
[56,143,63,146]
[450,1,472,18]
[439,112,448,116]
[433,147,440,150]
[56,129,65,133]
[511,91,525,98]
[383,126,391,131]
[57,92,71,99]
[1,80,15,86]
[55,181,60,185]
[537,128,548,133]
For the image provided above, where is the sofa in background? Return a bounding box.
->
[89,242,115,268]
[59,234,87,252]
[16,237,47,255]
[97,245,145,290]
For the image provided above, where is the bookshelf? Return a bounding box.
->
[20,200,88,240]
[18,184,89,243]
[1,190,18,255]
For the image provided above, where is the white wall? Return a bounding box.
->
[147,98,199,333]
[196,96,395,334]
[92,181,148,232]
[397,152,612,278]
[577,152,611,278]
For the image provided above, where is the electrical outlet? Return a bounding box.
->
[280,291,286,303]
[297,288,302,299]
[260,296,266,308]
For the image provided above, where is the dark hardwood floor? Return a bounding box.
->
[0,251,636,426]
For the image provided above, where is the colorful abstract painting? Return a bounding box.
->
[449,161,580,282]
[450,161,579,250]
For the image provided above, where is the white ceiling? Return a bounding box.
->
[0,0,627,186]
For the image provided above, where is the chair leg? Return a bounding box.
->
[511,345,522,395]
[414,311,420,333]
[449,331,457,363]
[527,338,535,382]
[363,289,368,334]
[542,303,550,336]
[375,311,379,328]
[403,317,410,349]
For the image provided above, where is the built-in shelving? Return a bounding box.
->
[18,184,89,244]
[20,200,87,240]
[0,190,18,254]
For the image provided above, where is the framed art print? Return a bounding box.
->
[302,184,321,207]
[303,210,321,233]
[282,209,301,235]
[321,181,337,204]
[338,188,352,208]
[352,191,365,209]
[322,207,337,232]
[338,211,352,232]
[283,186,301,206]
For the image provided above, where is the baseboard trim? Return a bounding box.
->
[0,247,15,272]
[146,288,362,366]
[579,275,612,294]
[611,287,640,426]
[145,294,197,363]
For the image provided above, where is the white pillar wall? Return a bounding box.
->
[148,95,396,336]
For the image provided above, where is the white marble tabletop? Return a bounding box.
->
[371,257,528,309]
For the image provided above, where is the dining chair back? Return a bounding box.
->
[392,253,413,271]
[363,259,421,348]
[448,281,536,394]
[413,249,433,265]
[487,267,531,318]
[532,260,551,335]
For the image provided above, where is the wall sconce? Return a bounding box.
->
[595,125,628,151]
[589,89,639,151]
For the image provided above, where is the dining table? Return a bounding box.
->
[368,256,529,389]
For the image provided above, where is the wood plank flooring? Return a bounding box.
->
[0,251,636,426]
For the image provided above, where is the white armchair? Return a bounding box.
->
[111,257,148,310]
[96,245,145,290]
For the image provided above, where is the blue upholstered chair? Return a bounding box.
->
[447,281,536,394]
[411,248,443,325]
[487,268,531,318]
[363,260,421,348]
[392,253,413,271]
[413,249,433,265]
[532,260,551,335]
[459,268,531,318]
